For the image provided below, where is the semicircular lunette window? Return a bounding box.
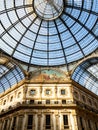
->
[72,58,98,95]
[0,0,98,66]
[0,58,25,93]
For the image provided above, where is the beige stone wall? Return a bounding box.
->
[0,81,98,130]
[0,109,77,130]
[0,83,74,112]
[25,83,73,104]
[73,85,98,110]
[0,85,24,112]
[0,108,98,130]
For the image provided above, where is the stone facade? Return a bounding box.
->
[0,70,98,130]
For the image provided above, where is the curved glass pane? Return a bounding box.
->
[0,58,25,93]
[34,0,64,20]
[0,0,98,66]
[72,58,98,95]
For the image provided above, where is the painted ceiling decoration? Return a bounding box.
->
[29,69,69,82]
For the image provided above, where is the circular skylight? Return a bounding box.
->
[0,0,98,66]
[34,0,63,20]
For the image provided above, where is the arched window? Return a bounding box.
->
[0,57,25,93]
[3,100,6,105]
[10,96,13,102]
[18,92,21,98]
[72,58,98,95]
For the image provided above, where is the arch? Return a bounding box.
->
[71,57,98,95]
[10,96,13,102]
[0,55,25,93]
[17,92,21,98]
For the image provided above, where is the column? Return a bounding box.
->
[51,113,53,130]
[0,120,3,130]
[1,120,5,130]
[37,114,42,130]
[32,115,36,130]
[8,117,13,130]
[55,114,60,130]
[43,115,45,130]
[23,114,28,130]
[17,116,24,130]
[73,115,79,130]
[7,118,11,130]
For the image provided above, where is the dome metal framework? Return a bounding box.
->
[0,0,98,66]
[34,0,64,20]
[0,57,25,93]
[72,57,98,95]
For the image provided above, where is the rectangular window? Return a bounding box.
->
[95,122,98,130]
[38,101,42,104]
[46,115,51,129]
[54,101,58,104]
[88,120,91,130]
[46,100,50,104]
[63,115,69,129]
[12,117,16,130]
[30,90,36,95]
[62,100,66,104]
[27,115,33,129]
[82,95,86,102]
[30,100,34,104]
[3,120,8,130]
[61,89,66,95]
[80,117,84,130]
[46,89,51,95]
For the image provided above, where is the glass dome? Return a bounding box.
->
[0,0,98,66]
[34,0,64,20]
